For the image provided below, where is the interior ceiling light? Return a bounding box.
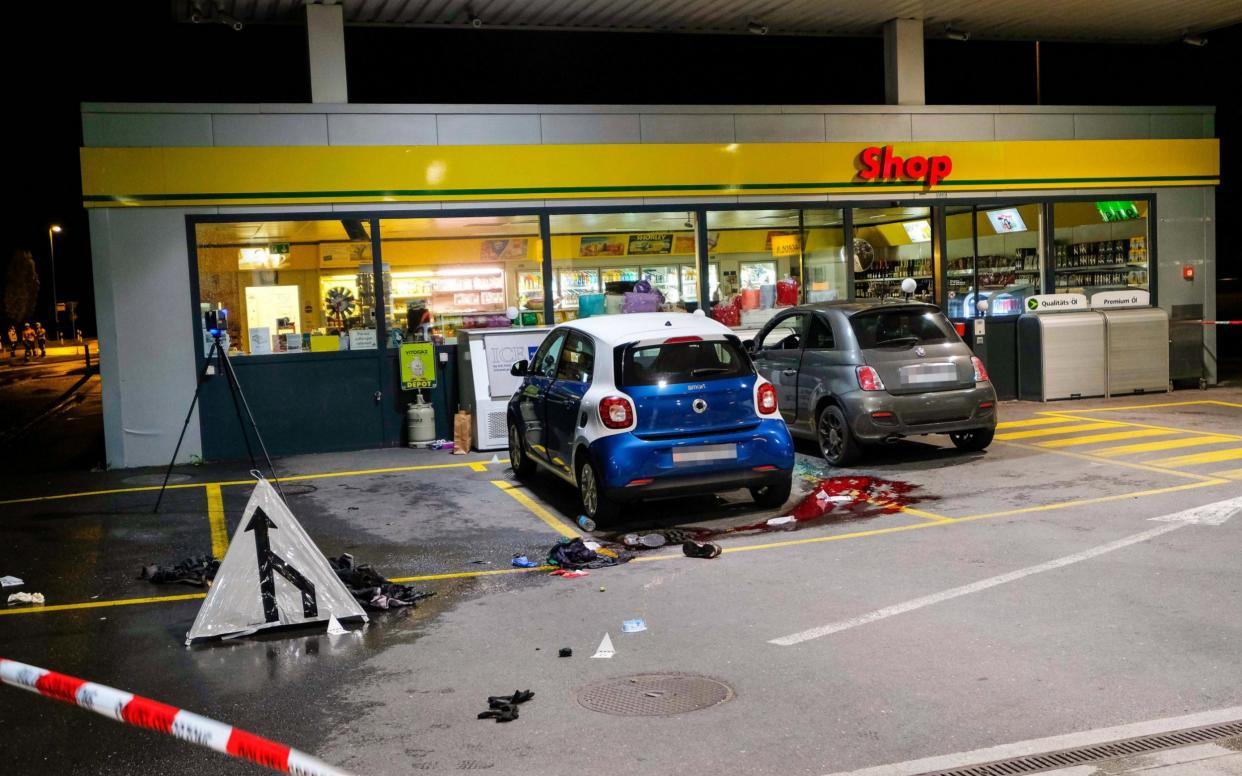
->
[189,0,243,31]
[747,20,768,35]
[1182,33,1208,46]
[468,12,483,28]
[945,25,970,41]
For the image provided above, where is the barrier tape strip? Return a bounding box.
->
[1200,321,1242,325]
[0,657,355,776]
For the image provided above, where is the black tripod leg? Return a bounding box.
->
[220,347,259,474]
[219,348,287,502]
[154,342,216,513]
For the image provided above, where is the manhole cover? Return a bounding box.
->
[124,473,191,485]
[577,674,733,716]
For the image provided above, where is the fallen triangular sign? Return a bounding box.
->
[591,633,615,659]
[326,615,347,635]
[186,478,368,644]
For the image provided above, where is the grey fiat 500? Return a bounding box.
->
[747,301,998,466]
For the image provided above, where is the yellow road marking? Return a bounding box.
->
[996,439,1228,482]
[1049,400,1242,412]
[865,498,953,523]
[1210,467,1242,480]
[1147,447,1242,468]
[1090,435,1235,457]
[0,459,506,506]
[1035,428,1176,448]
[945,479,1227,522]
[0,593,206,617]
[11,476,1236,618]
[995,422,1122,441]
[1039,412,1242,443]
[491,480,581,539]
[206,484,228,558]
[995,416,1078,430]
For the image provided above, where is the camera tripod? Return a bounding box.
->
[153,333,285,513]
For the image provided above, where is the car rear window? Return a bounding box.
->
[850,309,957,349]
[618,338,751,387]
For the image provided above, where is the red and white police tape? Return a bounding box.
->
[0,657,356,776]
[1201,321,1242,325]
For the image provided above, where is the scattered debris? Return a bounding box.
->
[328,554,435,611]
[476,689,534,723]
[549,569,589,579]
[546,537,632,570]
[558,647,573,658]
[489,453,501,464]
[591,633,616,659]
[326,616,347,635]
[7,592,44,606]
[622,533,666,549]
[0,576,23,588]
[766,515,797,530]
[682,541,722,559]
[427,439,454,451]
[599,587,606,592]
[622,619,647,633]
[139,555,219,587]
[576,515,597,532]
[511,555,539,568]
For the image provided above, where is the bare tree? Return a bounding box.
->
[2,249,40,324]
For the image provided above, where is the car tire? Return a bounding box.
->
[508,422,535,479]
[750,474,793,509]
[950,427,994,452]
[577,456,619,525]
[817,404,862,466]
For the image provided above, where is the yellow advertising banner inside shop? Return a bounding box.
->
[81,139,1218,207]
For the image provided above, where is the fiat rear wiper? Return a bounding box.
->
[874,336,919,347]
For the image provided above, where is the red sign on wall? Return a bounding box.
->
[857,146,953,187]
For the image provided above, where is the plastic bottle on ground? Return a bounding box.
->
[577,515,596,532]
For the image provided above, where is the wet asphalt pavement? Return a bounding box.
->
[3,392,1242,775]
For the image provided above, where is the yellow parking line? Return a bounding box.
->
[491,480,581,539]
[1210,467,1242,480]
[206,484,228,558]
[948,479,1228,522]
[0,459,506,506]
[996,439,1228,482]
[389,566,553,583]
[995,416,1079,430]
[995,422,1122,441]
[1051,400,1242,412]
[1091,435,1235,457]
[1039,412,1242,443]
[1147,447,1242,468]
[0,593,206,617]
[1036,428,1176,448]
[865,498,953,523]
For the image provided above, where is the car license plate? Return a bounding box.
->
[900,363,957,385]
[672,444,738,464]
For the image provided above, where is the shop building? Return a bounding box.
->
[80,102,1218,467]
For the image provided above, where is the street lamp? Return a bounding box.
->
[48,225,62,343]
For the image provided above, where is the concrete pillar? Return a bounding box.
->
[307,3,348,104]
[883,18,925,106]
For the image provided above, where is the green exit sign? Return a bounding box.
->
[269,242,291,254]
[1095,201,1140,223]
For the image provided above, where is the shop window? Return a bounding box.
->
[549,212,699,323]
[194,219,379,356]
[945,203,1043,319]
[377,215,541,343]
[704,209,841,330]
[1052,200,1150,297]
[852,207,935,303]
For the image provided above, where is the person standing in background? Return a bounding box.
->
[21,323,36,361]
[34,322,47,357]
[6,326,16,358]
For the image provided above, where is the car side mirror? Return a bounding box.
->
[743,339,756,354]
[510,359,529,376]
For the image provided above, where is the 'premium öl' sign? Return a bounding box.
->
[857,146,954,187]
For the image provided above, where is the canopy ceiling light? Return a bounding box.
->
[747,20,768,35]
[945,25,971,41]
[1182,33,1208,46]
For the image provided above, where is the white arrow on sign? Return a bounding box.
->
[769,495,1240,646]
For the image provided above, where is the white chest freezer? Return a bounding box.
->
[457,326,553,450]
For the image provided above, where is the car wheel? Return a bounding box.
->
[817,404,862,466]
[577,457,619,524]
[750,474,793,509]
[508,422,535,479]
[950,428,994,452]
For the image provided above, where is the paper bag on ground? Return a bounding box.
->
[453,411,472,454]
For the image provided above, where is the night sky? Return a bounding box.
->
[3,2,1237,350]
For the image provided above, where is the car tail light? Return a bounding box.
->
[756,382,779,415]
[664,335,702,344]
[856,366,885,392]
[599,396,634,429]
[971,356,990,382]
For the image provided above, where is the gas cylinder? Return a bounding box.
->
[407,393,436,447]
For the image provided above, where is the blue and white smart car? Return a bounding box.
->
[506,313,795,524]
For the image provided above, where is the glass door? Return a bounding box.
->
[851,207,934,303]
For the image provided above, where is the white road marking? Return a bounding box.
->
[770,496,1240,647]
[819,705,1242,776]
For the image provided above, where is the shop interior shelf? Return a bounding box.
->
[1054,264,1134,272]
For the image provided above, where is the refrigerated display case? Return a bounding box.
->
[640,265,680,303]
[557,268,600,310]
[679,265,699,304]
[600,267,638,285]
[740,261,777,289]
